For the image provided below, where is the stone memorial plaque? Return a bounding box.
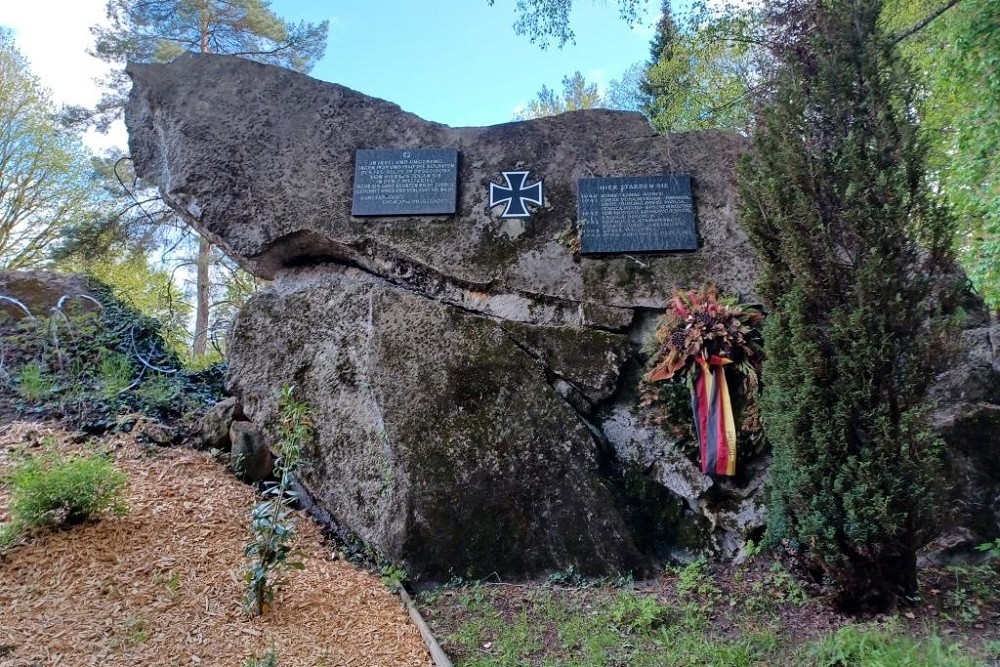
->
[578,175,698,254]
[352,148,458,216]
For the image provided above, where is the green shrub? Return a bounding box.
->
[243,645,279,667]
[99,351,134,398]
[739,0,960,608]
[2,451,127,540]
[608,591,670,633]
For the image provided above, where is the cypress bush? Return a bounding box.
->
[739,0,961,609]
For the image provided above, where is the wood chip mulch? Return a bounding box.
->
[0,421,433,667]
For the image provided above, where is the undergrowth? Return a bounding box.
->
[1,447,127,546]
[417,557,998,667]
[0,279,224,433]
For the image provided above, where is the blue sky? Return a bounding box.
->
[3,0,662,144]
[275,0,657,126]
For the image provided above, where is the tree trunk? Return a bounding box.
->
[192,17,212,360]
[192,235,211,358]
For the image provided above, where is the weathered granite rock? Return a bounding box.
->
[230,420,273,483]
[125,54,1000,577]
[197,396,244,451]
[228,269,648,578]
[931,322,1000,545]
[125,53,754,321]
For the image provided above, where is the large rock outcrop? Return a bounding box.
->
[124,53,1000,578]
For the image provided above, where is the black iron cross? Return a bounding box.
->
[487,171,543,218]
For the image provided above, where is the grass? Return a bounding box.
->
[16,361,55,401]
[417,559,998,667]
[420,583,781,667]
[807,623,983,667]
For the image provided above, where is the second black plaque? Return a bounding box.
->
[578,175,698,254]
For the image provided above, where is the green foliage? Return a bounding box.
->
[424,583,781,666]
[99,351,134,399]
[486,0,648,48]
[672,558,721,604]
[743,562,808,615]
[380,563,407,592]
[1,450,127,543]
[80,256,193,359]
[887,0,1000,307]
[608,591,670,633]
[806,624,980,667]
[938,563,998,624]
[0,278,224,433]
[15,361,55,402]
[111,615,150,648]
[515,71,605,119]
[94,0,328,69]
[975,538,1000,560]
[243,386,311,616]
[79,0,328,133]
[740,0,960,609]
[642,1,767,134]
[0,30,102,270]
[243,645,279,667]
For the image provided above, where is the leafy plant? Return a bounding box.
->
[111,615,149,648]
[99,351,133,398]
[380,563,407,592]
[2,450,127,543]
[608,591,670,633]
[16,361,54,402]
[975,538,1000,560]
[133,373,182,410]
[242,385,311,616]
[546,565,589,588]
[243,645,279,667]
[939,563,997,624]
[673,558,721,604]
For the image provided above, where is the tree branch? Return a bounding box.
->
[891,0,965,44]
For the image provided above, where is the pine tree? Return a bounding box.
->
[739,0,960,610]
[86,0,327,359]
[640,2,763,133]
[515,71,605,119]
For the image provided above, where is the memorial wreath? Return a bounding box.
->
[640,284,765,476]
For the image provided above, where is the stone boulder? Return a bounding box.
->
[230,420,273,483]
[229,268,647,577]
[197,396,244,451]
[124,53,754,316]
[0,271,101,320]
[124,53,1000,578]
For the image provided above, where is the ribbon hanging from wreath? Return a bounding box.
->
[641,285,764,477]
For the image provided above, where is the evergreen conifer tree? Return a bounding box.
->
[739,0,960,609]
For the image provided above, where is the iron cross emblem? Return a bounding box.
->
[487,171,543,218]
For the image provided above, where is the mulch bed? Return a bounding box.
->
[0,421,432,667]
